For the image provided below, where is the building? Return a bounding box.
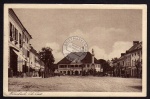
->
[112,41,142,78]
[57,49,102,75]
[29,45,45,77]
[8,8,32,77]
[29,45,37,71]
[127,41,142,77]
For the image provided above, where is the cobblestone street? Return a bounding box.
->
[8,76,142,92]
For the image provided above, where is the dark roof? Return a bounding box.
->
[117,42,142,61]
[127,42,142,53]
[30,45,37,55]
[57,52,99,64]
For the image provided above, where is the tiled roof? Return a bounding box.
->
[57,52,99,64]
[127,42,142,53]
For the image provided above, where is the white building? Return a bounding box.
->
[57,49,102,75]
[128,41,142,77]
[8,8,32,77]
[114,41,142,78]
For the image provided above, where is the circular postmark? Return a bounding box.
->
[62,36,88,62]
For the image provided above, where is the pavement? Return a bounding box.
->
[8,76,142,92]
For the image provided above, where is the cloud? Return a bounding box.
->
[68,27,127,53]
[46,30,133,62]
[45,42,60,52]
[89,41,133,60]
[67,28,133,61]
[69,29,88,40]
[89,46,108,60]
[108,41,133,59]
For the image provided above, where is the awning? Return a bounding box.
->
[13,49,27,61]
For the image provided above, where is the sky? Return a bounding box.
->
[13,9,142,63]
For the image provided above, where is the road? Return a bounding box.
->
[8,76,142,92]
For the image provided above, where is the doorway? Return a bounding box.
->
[75,71,79,75]
[67,71,70,75]
[10,48,18,76]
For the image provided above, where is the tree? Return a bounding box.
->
[39,47,55,78]
[111,57,118,77]
[98,59,110,75]
[111,57,118,62]
[135,59,142,78]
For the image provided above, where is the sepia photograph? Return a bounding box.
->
[3,4,147,97]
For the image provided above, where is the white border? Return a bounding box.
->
[3,4,147,97]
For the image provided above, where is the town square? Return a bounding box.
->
[4,5,146,95]
[9,76,142,92]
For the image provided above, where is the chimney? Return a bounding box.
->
[126,50,129,54]
[121,53,125,57]
[133,41,139,46]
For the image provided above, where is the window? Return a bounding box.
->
[19,33,21,45]
[14,28,18,41]
[23,33,24,39]
[75,65,78,67]
[27,38,28,43]
[9,22,12,38]
[13,26,15,39]
[27,51,29,57]
[14,28,16,40]
[16,29,18,41]
[71,65,74,67]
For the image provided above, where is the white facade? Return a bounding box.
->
[8,9,32,76]
[57,49,101,75]
[130,49,142,77]
[58,63,101,75]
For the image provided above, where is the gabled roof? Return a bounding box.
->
[117,42,142,61]
[57,52,99,64]
[127,42,142,53]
